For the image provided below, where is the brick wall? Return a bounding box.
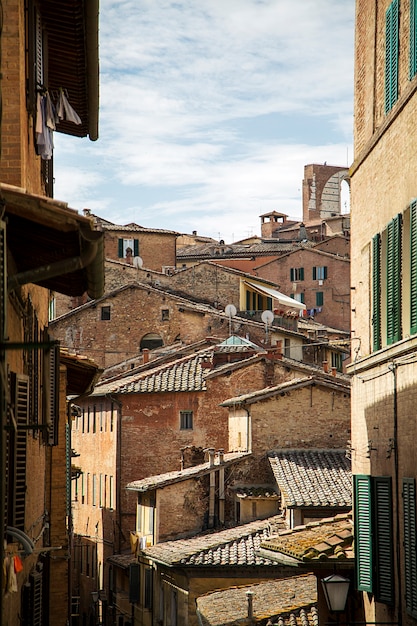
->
[255,249,350,331]
[103,229,177,271]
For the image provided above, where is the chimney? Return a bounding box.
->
[332,366,337,376]
[200,355,212,369]
[207,448,215,467]
[246,591,254,620]
[322,360,328,373]
[142,348,150,364]
[218,449,224,464]
[192,230,197,236]
[83,208,91,216]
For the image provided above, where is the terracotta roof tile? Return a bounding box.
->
[268,450,351,508]
[142,516,286,567]
[259,514,354,564]
[196,575,317,626]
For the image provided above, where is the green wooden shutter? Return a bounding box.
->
[411,201,417,334]
[118,238,124,258]
[14,374,29,530]
[129,563,140,604]
[403,478,417,617]
[134,239,139,256]
[386,214,402,345]
[290,268,295,282]
[374,477,394,604]
[300,267,304,281]
[372,234,382,351]
[385,0,399,113]
[411,0,417,78]
[354,475,373,592]
[312,267,317,280]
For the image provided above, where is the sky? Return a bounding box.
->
[54,0,355,243]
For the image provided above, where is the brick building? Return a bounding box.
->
[49,281,308,369]
[254,246,351,331]
[349,0,417,624]
[0,2,104,625]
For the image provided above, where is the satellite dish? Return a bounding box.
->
[225,304,237,317]
[133,256,143,269]
[261,310,274,325]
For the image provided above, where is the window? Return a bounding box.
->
[331,351,343,372]
[353,475,394,603]
[92,475,97,506]
[386,214,401,344]
[118,238,139,258]
[316,291,324,306]
[410,0,417,78]
[292,293,305,304]
[161,309,169,321]
[290,267,304,281]
[372,211,408,351]
[101,306,111,320]
[180,411,193,430]
[403,478,417,617]
[312,266,327,280]
[144,568,153,609]
[385,0,399,113]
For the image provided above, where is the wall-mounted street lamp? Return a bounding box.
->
[321,574,350,613]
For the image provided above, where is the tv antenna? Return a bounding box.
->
[225,304,237,336]
[261,310,274,345]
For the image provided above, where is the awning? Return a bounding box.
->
[2,184,104,299]
[243,280,306,311]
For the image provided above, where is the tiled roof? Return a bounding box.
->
[92,349,210,395]
[177,241,315,259]
[142,516,286,567]
[221,376,350,407]
[126,452,251,492]
[268,450,351,508]
[258,514,354,564]
[197,575,317,626]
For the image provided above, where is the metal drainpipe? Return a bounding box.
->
[390,363,402,625]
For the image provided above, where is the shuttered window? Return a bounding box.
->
[129,563,140,604]
[354,475,394,603]
[411,201,417,334]
[118,238,139,258]
[372,234,382,351]
[44,341,60,446]
[373,477,394,604]
[290,268,304,281]
[354,475,373,592]
[386,214,402,345]
[411,0,417,78]
[403,478,417,617]
[385,0,399,113]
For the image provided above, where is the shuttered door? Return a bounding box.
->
[15,374,29,530]
[411,201,417,335]
[386,215,402,345]
[30,570,43,626]
[374,477,394,604]
[372,234,382,351]
[354,475,373,592]
[403,478,417,617]
[385,0,399,113]
[44,342,60,446]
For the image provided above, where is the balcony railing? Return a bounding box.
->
[238,310,298,332]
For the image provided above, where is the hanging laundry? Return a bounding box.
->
[35,92,54,160]
[56,89,82,125]
[13,555,23,574]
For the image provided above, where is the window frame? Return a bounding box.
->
[385,0,399,113]
[312,266,328,280]
[179,410,193,430]
[290,267,304,282]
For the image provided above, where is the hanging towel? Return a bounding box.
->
[57,89,82,125]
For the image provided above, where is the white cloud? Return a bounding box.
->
[53,0,354,242]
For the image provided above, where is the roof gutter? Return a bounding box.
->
[8,231,104,299]
[85,0,99,141]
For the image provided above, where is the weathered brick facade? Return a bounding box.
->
[349,1,417,624]
[254,247,350,331]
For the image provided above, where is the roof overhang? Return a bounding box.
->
[60,351,102,397]
[243,280,306,311]
[40,0,99,140]
[2,184,104,299]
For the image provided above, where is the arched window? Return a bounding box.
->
[140,333,163,351]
